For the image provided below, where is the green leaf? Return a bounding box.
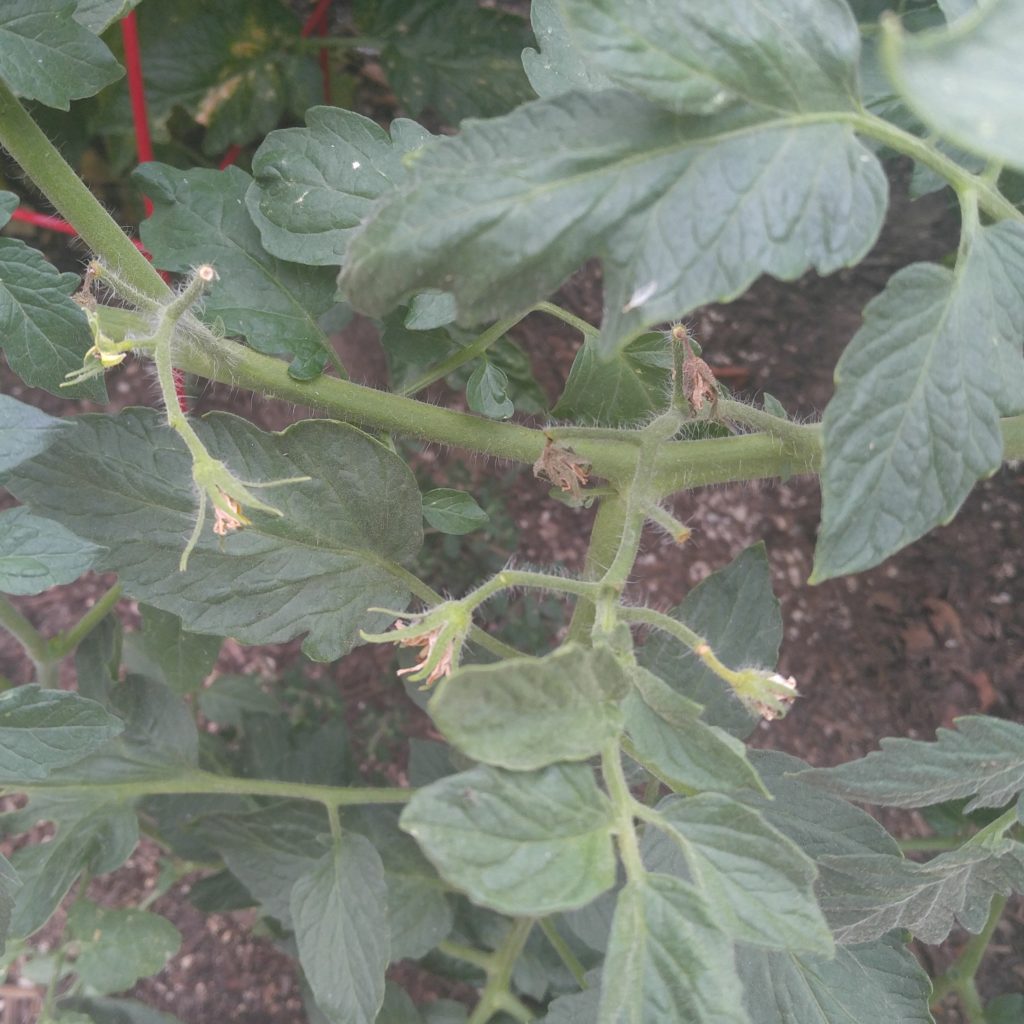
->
[122,605,221,695]
[72,0,143,35]
[814,221,1024,579]
[818,842,1024,944]
[599,873,748,1024]
[135,164,339,380]
[559,0,862,116]
[196,674,278,728]
[428,645,627,770]
[881,0,1024,170]
[405,290,457,330]
[247,108,431,267]
[75,613,122,706]
[640,544,783,738]
[522,0,613,98]
[736,936,934,1024]
[798,715,1024,812]
[7,409,423,661]
[622,669,766,797]
[340,90,887,357]
[291,833,389,1024]
[986,994,1024,1024]
[544,982,602,1024]
[400,762,616,915]
[66,902,181,994]
[0,0,122,109]
[0,395,73,474]
[359,0,535,123]
[553,332,670,427]
[466,360,514,420]
[0,507,101,595]
[0,235,105,400]
[0,190,17,225]
[0,853,20,955]
[57,996,183,1024]
[641,794,833,954]
[376,984,426,1024]
[0,685,123,783]
[422,488,489,535]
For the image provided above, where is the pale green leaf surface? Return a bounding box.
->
[122,604,221,695]
[405,290,457,330]
[0,685,122,783]
[522,0,613,98]
[341,90,887,358]
[0,236,105,400]
[819,843,1024,944]
[599,873,748,1024]
[0,395,72,474]
[642,794,832,953]
[135,164,338,380]
[735,936,934,1024]
[0,853,19,956]
[67,902,181,994]
[640,544,782,738]
[882,0,1024,169]
[291,833,389,1024]
[6,409,422,661]
[559,0,861,116]
[400,762,616,915]
[0,0,122,108]
[544,983,602,1023]
[421,489,489,535]
[247,109,431,267]
[0,191,16,225]
[466,361,514,419]
[815,222,1024,579]
[72,0,143,34]
[0,507,101,595]
[798,715,1024,812]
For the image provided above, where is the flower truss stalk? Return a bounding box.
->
[465,917,536,1024]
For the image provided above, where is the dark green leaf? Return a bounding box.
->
[0,235,105,400]
[553,333,670,426]
[0,395,73,474]
[559,0,861,116]
[641,794,832,953]
[818,842,1024,943]
[7,409,423,661]
[522,0,613,98]
[0,190,17,225]
[986,994,1024,1024]
[0,685,123,783]
[544,982,602,1024]
[136,164,339,380]
[196,675,279,727]
[466,360,514,420]
[422,489,489,535]
[187,869,255,913]
[376,984,425,1024]
[57,996,183,1024]
[881,0,1024,170]
[428,644,626,771]
[599,873,747,1024]
[401,762,616,915]
[0,0,122,109]
[66,902,181,994]
[75,613,122,706]
[72,0,144,35]
[247,108,431,267]
[291,833,389,1024]
[798,714,1024,812]
[0,507,100,595]
[122,604,221,695]
[0,853,20,955]
[815,222,1024,579]
[240,716,351,787]
[405,290,457,330]
[736,936,934,1024]
[640,544,782,738]
[379,309,458,392]
[762,393,789,419]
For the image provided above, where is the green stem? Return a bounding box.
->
[618,605,705,651]
[538,917,588,989]
[566,493,628,643]
[438,939,494,973]
[461,569,602,613]
[716,398,810,451]
[49,583,123,659]
[963,806,1019,848]
[467,917,535,1024]
[0,594,50,670]
[533,301,599,338]
[327,802,343,846]
[897,835,968,853]
[601,741,645,883]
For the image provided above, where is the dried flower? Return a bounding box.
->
[212,491,249,536]
[394,621,456,687]
[533,438,590,499]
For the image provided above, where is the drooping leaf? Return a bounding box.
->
[247,108,431,267]
[735,936,934,1024]
[7,409,423,661]
[553,332,671,427]
[0,0,122,109]
[814,222,1024,579]
[340,90,888,357]
[122,604,221,695]
[0,685,123,783]
[0,395,73,474]
[0,235,105,400]
[881,0,1024,170]
[640,544,782,738]
[798,714,1024,812]
[466,360,514,420]
[0,507,101,595]
[66,902,181,994]
[422,488,489,535]
[522,0,613,98]
[599,873,748,1024]
[135,164,339,380]
[818,842,1024,944]
[641,794,832,954]
[400,762,616,916]
[559,0,862,117]
[291,833,389,1024]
